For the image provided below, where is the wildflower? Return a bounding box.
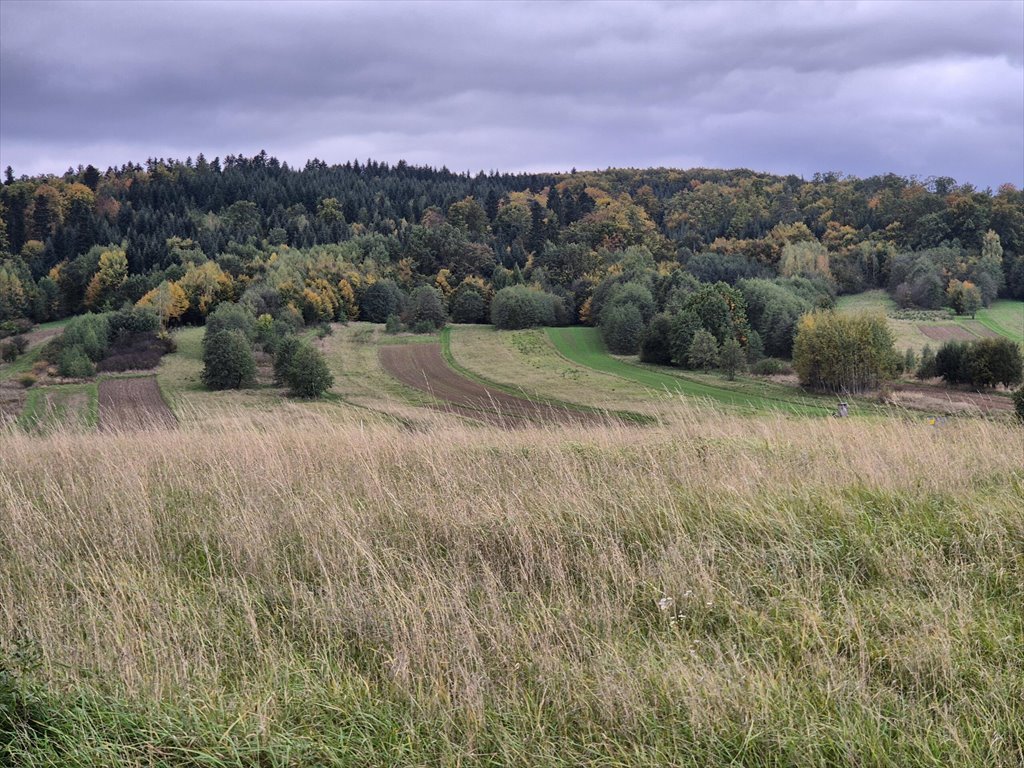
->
[657,596,675,611]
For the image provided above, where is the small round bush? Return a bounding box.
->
[273,334,301,384]
[201,329,256,390]
[1014,386,1024,424]
[18,373,37,388]
[449,288,487,324]
[58,346,95,378]
[285,344,334,398]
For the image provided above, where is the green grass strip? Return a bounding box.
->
[963,301,1023,344]
[545,326,845,417]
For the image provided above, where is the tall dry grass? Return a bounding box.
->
[2,404,1022,765]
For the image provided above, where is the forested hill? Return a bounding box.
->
[1,153,1022,329]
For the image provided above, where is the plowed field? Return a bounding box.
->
[98,376,176,431]
[379,343,600,426]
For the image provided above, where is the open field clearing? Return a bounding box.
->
[547,326,844,417]
[380,340,604,426]
[98,376,177,431]
[974,300,1024,343]
[837,292,1024,351]
[1,407,1022,766]
[449,325,677,419]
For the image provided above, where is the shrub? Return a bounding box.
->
[449,287,487,324]
[903,348,917,375]
[96,332,171,372]
[688,330,720,372]
[937,338,1024,389]
[639,313,673,365]
[490,286,562,330]
[58,346,95,378]
[600,304,644,355]
[108,306,159,341]
[792,311,898,393]
[273,334,301,385]
[751,358,793,376]
[601,282,656,325]
[18,373,37,388]
[361,280,407,323]
[285,344,334,398]
[63,314,111,361]
[745,330,764,364]
[719,337,745,380]
[916,344,936,379]
[966,338,1023,389]
[11,335,29,355]
[201,330,256,390]
[934,341,969,385]
[0,341,17,363]
[205,302,256,342]
[1014,386,1024,424]
[668,311,701,367]
[384,314,402,334]
[0,318,32,339]
[402,286,447,332]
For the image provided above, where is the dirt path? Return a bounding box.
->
[379,343,602,426]
[98,376,177,431]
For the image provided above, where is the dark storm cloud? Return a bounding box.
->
[1,0,1021,187]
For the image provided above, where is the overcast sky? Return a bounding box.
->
[1,0,1022,188]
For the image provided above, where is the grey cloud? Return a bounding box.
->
[1,0,1021,188]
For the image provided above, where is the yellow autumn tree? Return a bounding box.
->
[137,280,189,326]
[179,261,233,317]
[84,247,128,309]
[337,278,358,320]
[0,266,27,321]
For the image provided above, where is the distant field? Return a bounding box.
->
[837,291,1024,351]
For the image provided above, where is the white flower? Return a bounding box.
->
[657,596,675,611]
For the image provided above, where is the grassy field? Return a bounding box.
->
[15,381,97,432]
[1,406,1022,766]
[837,291,1024,350]
[973,300,1024,343]
[546,326,846,417]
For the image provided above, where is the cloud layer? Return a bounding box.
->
[2,0,1021,187]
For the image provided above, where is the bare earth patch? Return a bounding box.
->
[379,343,603,426]
[890,382,1012,415]
[99,376,177,431]
[918,325,976,342]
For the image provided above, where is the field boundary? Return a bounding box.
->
[441,327,653,424]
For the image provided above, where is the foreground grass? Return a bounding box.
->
[1,406,1022,766]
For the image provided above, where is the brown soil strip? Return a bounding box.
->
[892,382,1012,414]
[98,376,177,431]
[379,343,602,427]
[918,325,976,342]
[957,320,1001,339]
